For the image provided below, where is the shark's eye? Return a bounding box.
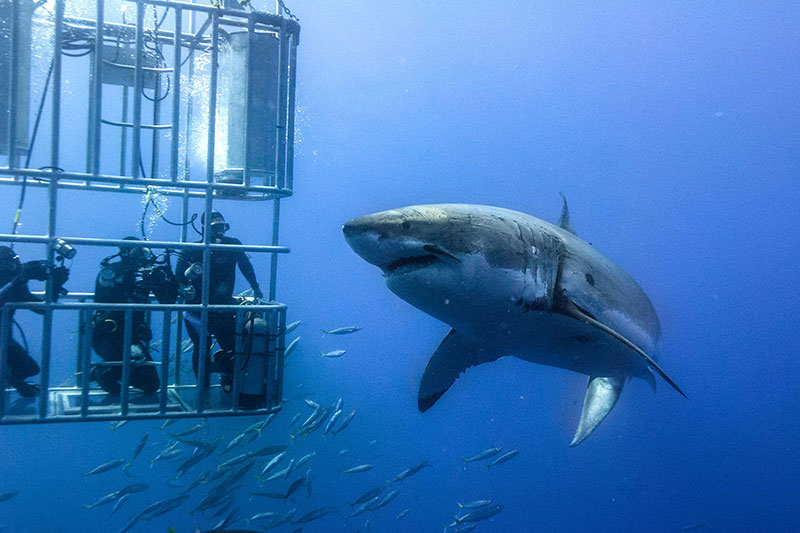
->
[401,221,411,230]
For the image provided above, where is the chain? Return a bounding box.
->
[277,0,299,21]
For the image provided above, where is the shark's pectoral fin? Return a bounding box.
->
[570,376,625,447]
[560,298,687,398]
[418,329,500,413]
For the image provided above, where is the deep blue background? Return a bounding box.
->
[1,1,799,531]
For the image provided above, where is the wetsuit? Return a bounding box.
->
[175,236,260,379]
[0,277,42,396]
[91,260,177,395]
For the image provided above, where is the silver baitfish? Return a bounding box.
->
[460,446,502,464]
[321,326,361,335]
[169,421,206,438]
[340,464,374,474]
[485,449,519,469]
[285,336,301,358]
[259,451,287,478]
[332,409,356,435]
[284,320,301,334]
[83,459,126,476]
[457,499,492,509]
[388,460,428,482]
[126,432,149,467]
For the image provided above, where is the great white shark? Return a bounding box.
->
[342,196,685,446]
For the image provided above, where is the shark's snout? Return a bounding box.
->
[342,209,454,275]
[342,214,387,267]
[341,215,372,242]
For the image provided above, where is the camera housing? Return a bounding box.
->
[137,264,172,290]
[53,238,77,261]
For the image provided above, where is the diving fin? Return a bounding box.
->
[570,375,625,447]
[418,329,500,412]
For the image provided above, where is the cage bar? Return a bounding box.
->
[0,0,299,425]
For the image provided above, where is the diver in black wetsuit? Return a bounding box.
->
[175,211,262,390]
[0,246,69,397]
[90,237,178,395]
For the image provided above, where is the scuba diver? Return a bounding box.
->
[175,211,262,391]
[0,246,70,397]
[90,237,178,395]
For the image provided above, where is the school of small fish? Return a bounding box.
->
[0,322,525,532]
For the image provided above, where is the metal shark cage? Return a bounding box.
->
[0,0,300,424]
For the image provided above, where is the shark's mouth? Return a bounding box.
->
[382,254,441,276]
[382,244,460,276]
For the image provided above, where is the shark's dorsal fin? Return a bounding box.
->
[570,376,625,447]
[561,298,687,398]
[418,330,501,412]
[556,192,577,236]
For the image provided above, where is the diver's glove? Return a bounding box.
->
[52,266,70,289]
[177,284,196,303]
[21,260,49,281]
[252,285,264,300]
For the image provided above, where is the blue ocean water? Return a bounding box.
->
[1,1,799,532]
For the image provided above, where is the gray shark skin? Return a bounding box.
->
[342,197,684,446]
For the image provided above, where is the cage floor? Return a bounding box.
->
[0,384,248,422]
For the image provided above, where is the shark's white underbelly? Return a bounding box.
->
[401,258,655,379]
[463,309,652,379]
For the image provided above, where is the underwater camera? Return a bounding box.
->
[176,263,202,302]
[184,262,202,281]
[137,264,173,290]
[53,238,77,261]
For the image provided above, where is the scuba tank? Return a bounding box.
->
[238,314,269,410]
